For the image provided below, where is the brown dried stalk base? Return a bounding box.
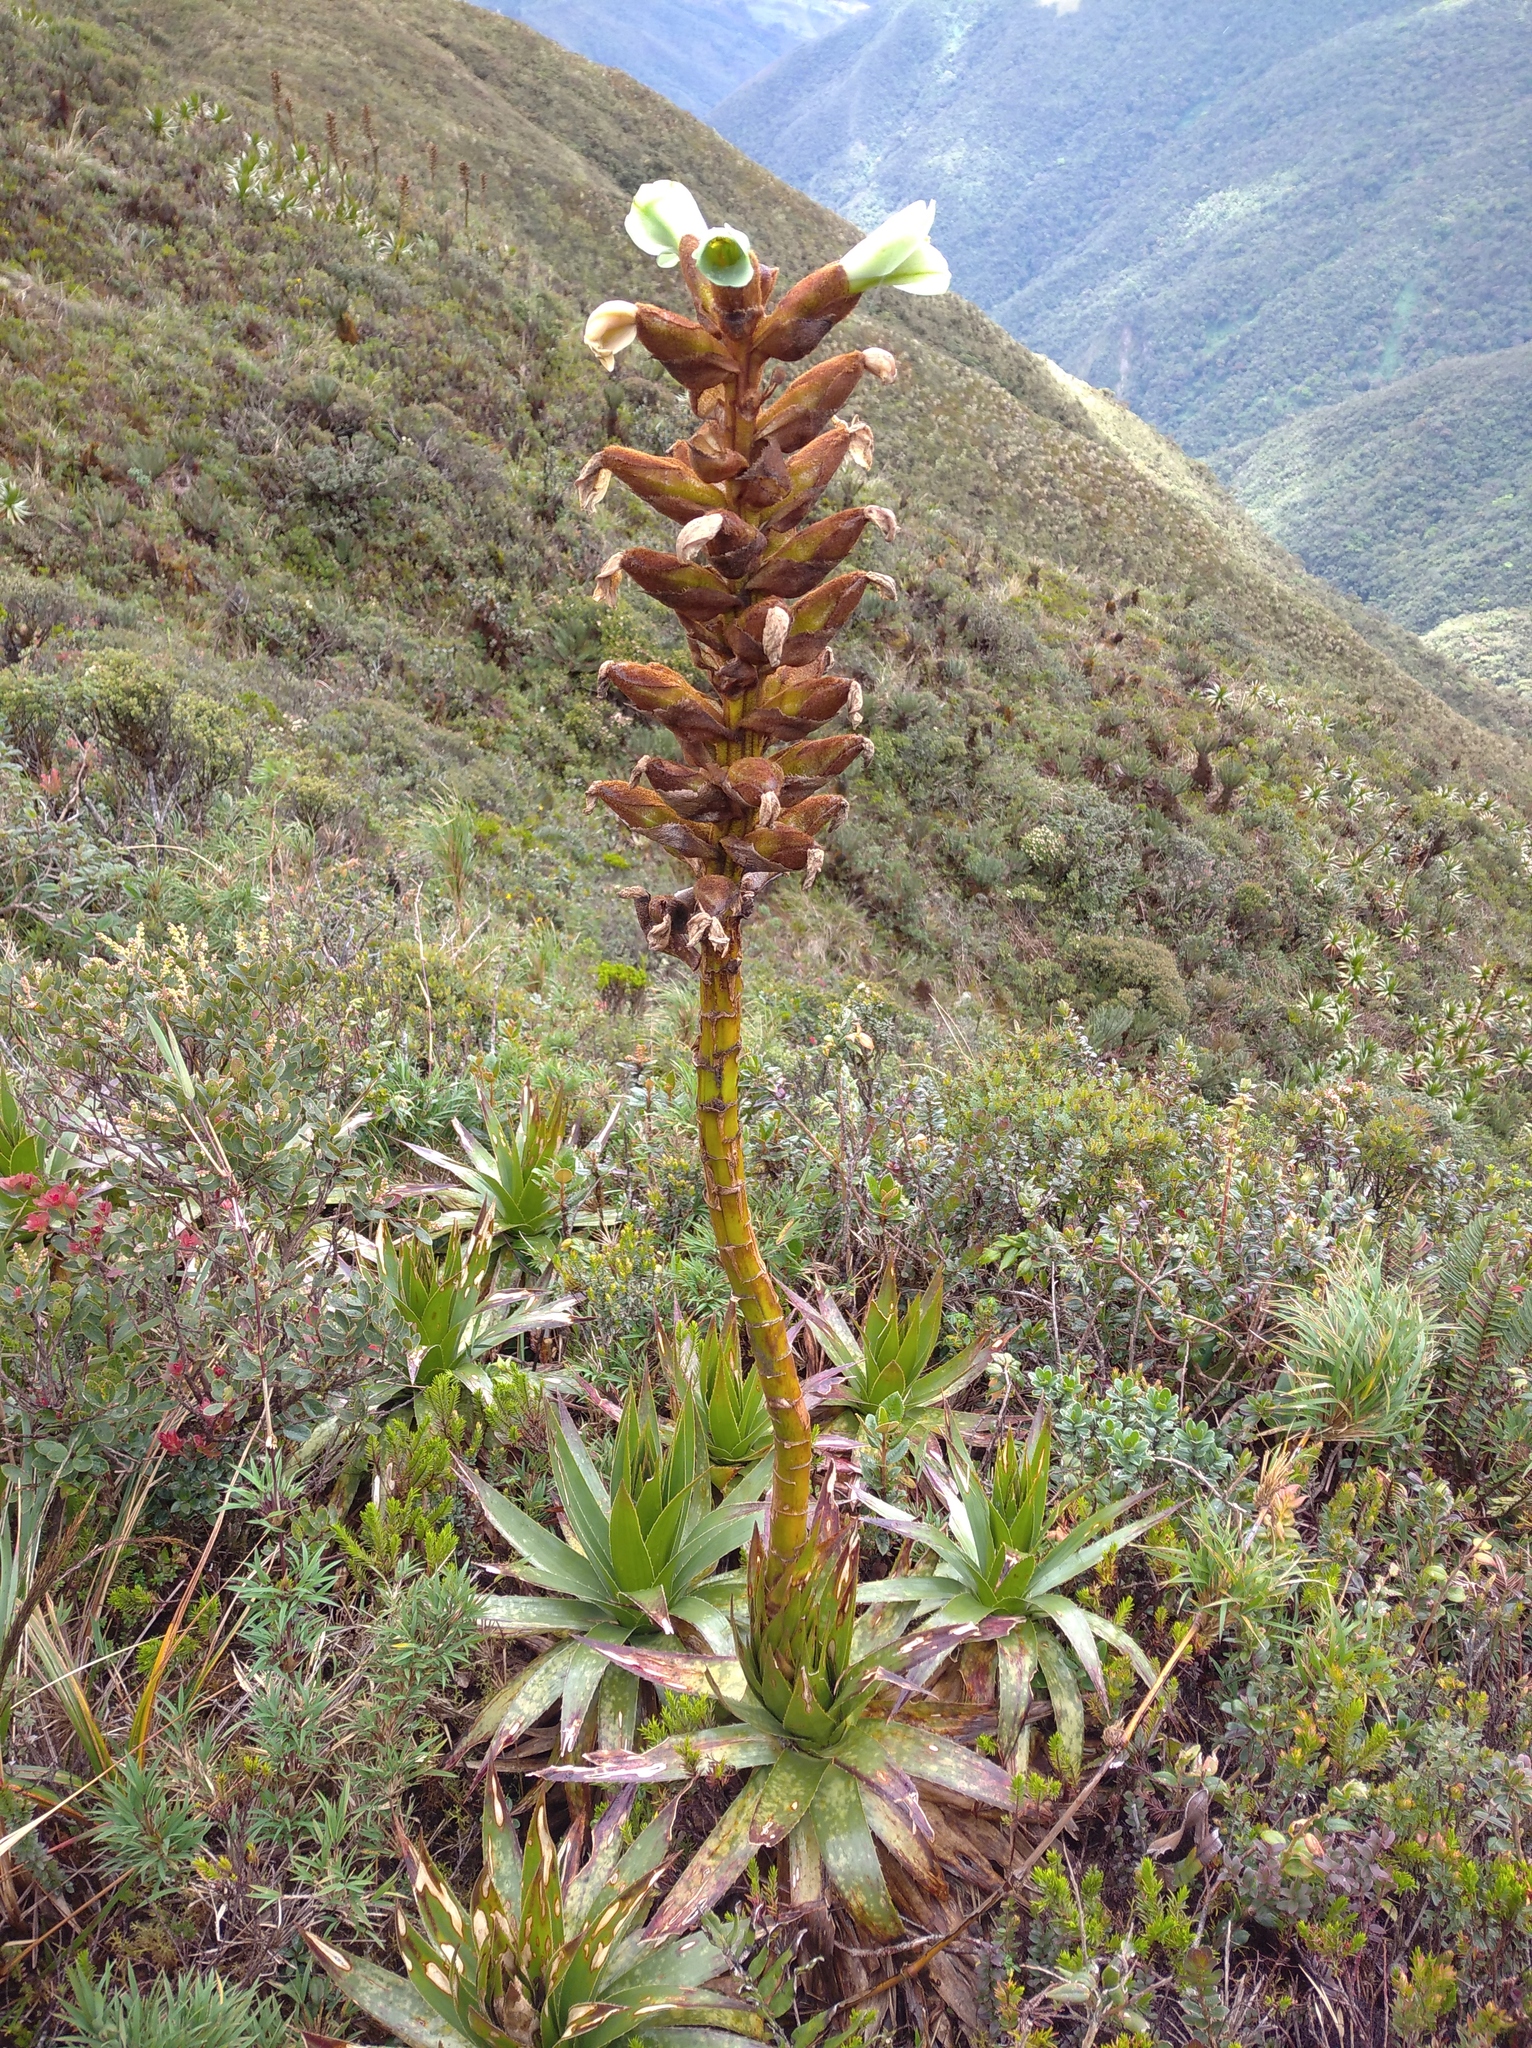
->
[776,1794,1020,2042]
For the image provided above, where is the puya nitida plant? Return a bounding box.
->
[860,1406,1164,1776]
[790,1263,999,1433]
[407,1085,585,1284]
[304,1778,767,2048]
[576,180,948,1602]
[454,1386,767,1764]
[542,1485,1018,1942]
[553,177,1015,1949]
[371,1224,574,1417]
[662,1306,774,1492]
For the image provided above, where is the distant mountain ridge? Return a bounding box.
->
[475,0,867,114]
[713,0,1532,672]
[1218,341,1532,636]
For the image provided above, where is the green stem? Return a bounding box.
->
[696,933,812,1587]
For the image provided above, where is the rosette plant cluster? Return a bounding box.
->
[303,1778,765,2048]
[543,1488,1019,1945]
[576,179,950,1604]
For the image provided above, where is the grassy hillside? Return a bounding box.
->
[8,5,1532,2040]
[6,0,1532,1066]
[473,0,865,115]
[1427,606,1532,698]
[715,0,1532,631]
[1216,340,1532,641]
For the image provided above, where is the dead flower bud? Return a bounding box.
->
[572,451,612,510]
[675,511,725,562]
[763,605,792,665]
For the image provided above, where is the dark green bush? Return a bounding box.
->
[1068,930,1191,1027]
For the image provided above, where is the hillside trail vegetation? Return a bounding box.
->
[1,2,1532,2042]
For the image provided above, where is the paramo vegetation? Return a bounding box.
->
[3,5,1532,2046]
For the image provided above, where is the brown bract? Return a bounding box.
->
[580,284,891,886]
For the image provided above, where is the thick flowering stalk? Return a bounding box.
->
[577,184,947,1601]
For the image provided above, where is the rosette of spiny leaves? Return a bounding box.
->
[789,1265,999,1434]
[542,1487,1016,1943]
[861,1407,1165,1776]
[373,1224,575,1416]
[576,186,951,961]
[303,1777,765,2048]
[455,1388,767,1764]
[408,1085,583,1284]
[663,1306,774,1491]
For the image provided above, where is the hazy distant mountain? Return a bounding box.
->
[475,0,869,114]
[715,0,1532,663]
[1218,342,1532,637]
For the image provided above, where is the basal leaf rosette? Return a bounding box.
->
[862,1407,1167,1777]
[541,1489,1016,1942]
[789,1264,1002,1431]
[304,1777,766,2048]
[454,1390,767,1766]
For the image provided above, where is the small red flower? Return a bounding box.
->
[212,1364,226,1378]
[168,1359,185,1378]
[24,1185,80,1230]
[175,1228,200,1252]
[157,1428,185,1455]
[0,1172,40,1196]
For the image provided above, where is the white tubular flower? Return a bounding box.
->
[839,199,950,295]
[583,300,637,372]
[695,225,753,289]
[624,179,708,268]
[882,241,951,294]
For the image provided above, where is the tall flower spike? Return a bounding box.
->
[574,181,943,1601]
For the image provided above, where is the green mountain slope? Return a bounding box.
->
[475,0,865,115]
[1426,607,1532,699]
[4,0,1532,1088]
[715,0,1532,631]
[1217,341,1532,639]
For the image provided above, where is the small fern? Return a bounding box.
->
[1431,1219,1532,1511]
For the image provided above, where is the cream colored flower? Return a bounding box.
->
[583,299,637,372]
[624,179,708,267]
[840,200,950,296]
